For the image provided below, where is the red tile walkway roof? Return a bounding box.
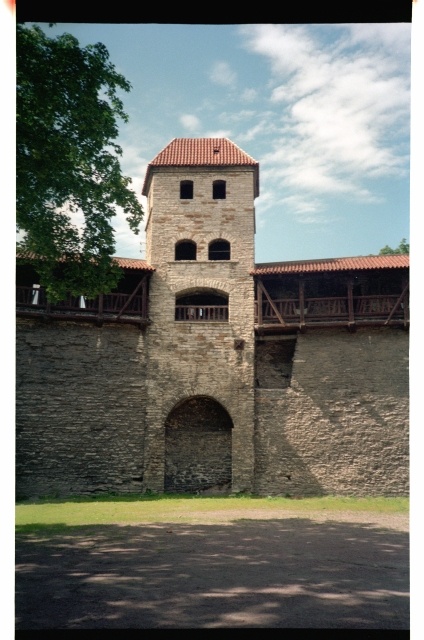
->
[114,257,154,271]
[252,254,409,275]
[17,252,155,271]
[142,138,259,196]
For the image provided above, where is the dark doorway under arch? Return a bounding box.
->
[165,396,233,493]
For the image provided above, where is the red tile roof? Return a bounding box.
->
[17,252,154,271]
[114,257,154,271]
[142,138,259,196]
[252,254,409,275]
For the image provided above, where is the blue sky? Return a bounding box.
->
[32,22,412,264]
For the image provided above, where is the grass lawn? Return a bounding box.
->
[15,494,409,531]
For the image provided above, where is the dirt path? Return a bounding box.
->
[15,510,409,629]
[167,508,409,530]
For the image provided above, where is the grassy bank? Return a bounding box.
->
[16,494,409,530]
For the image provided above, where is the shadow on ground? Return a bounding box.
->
[15,518,409,629]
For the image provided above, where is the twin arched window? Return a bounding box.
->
[175,239,231,261]
[179,180,226,200]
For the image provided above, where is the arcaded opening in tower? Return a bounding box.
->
[175,239,197,261]
[209,239,231,260]
[175,290,229,321]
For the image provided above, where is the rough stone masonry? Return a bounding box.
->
[15,138,409,498]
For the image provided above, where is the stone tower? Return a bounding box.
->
[141,138,259,493]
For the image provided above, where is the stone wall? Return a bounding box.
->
[15,320,409,498]
[255,337,297,389]
[16,319,148,498]
[254,327,409,497]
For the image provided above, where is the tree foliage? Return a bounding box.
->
[17,24,144,301]
[379,238,409,255]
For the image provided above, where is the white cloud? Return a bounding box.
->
[220,109,256,123]
[113,207,146,258]
[345,23,411,57]
[180,114,201,132]
[241,88,257,102]
[279,194,325,217]
[240,24,317,76]
[255,189,331,228]
[238,120,276,143]
[238,23,410,222]
[209,61,237,87]
[204,129,232,139]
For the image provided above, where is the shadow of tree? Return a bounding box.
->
[15,518,409,630]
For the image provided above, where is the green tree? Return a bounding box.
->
[379,238,410,255]
[17,24,144,301]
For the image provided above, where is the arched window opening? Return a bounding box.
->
[175,240,197,261]
[175,290,229,321]
[213,180,226,199]
[209,239,231,261]
[180,180,193,199]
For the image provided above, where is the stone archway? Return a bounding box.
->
[164,396,233,493]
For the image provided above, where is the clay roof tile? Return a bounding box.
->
[251,254,409,275]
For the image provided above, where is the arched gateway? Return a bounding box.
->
[164,396,233,493]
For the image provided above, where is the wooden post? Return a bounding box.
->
[257,279,286,325]
[384,282,409,326]
[298,278,305,325]
[98,294,103,323]
[347,277,355,325]
[403,279,409,326]
[142,277,148,320]
[257,280,263,325]
[116,275,147,320]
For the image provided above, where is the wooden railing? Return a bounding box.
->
[17,286,408,328]
[16,286,149,323]
[255,294,408,326]
[175,305,229,322]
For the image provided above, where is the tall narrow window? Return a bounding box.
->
[175,240,197,261]
[180,180,193,199]
[209,239,231,261]
[213,180,226,199]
